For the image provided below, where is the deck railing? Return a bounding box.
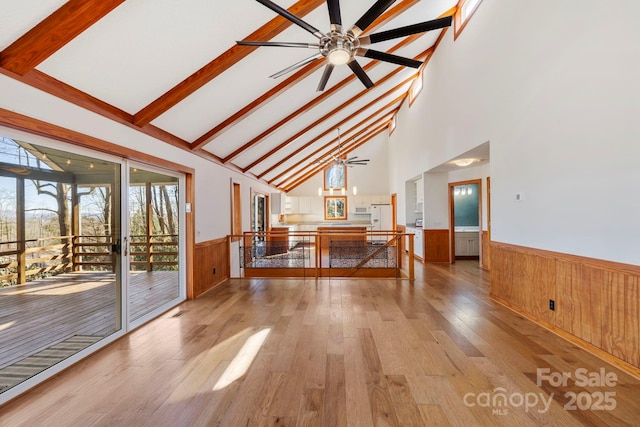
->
[232,229,414,279]
[0,234,178,286]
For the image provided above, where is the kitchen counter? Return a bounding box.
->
[275,222,372,229]
[454,226,480,232]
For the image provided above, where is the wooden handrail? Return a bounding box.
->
[229,230,414,279]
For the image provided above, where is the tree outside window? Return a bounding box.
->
[324,196,347,220]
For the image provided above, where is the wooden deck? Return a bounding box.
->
[0,270,179,382]
[1,259,639,425]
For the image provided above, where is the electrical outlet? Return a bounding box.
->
[549,299,555,311]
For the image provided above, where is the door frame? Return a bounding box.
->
[124,161,187,331]
[448,179,482,263]
[0,123,195,404]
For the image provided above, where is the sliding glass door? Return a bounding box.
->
[0,133,185,401]
[127,164,183,325]
[0,137,122,396]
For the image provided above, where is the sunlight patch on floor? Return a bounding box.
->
[213,328,271,391]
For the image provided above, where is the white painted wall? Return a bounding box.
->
[422,172,449,230]
[0,74,276,244]
[389,0,640,265]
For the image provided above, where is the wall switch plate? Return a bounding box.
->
[515,192,524,201]
[549,299,555,311]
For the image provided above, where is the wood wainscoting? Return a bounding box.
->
[424,229,450,263]
[193,237,229,298]
[490,241,640,376]
[481,231,490,270]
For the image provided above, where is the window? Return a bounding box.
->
[409,71,424,106]
[324,196,347,220]
[324,164,346,191]
[454,0,484,39]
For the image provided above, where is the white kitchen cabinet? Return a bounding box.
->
[406,227,424,258]
[284,196,298,214]
[415,179,424,203]
[352,195,371,208]
[455,232,479,256]
[414,229,423,258]
[371,194,391,204]
[415,179,423,212]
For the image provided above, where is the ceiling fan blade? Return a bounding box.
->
[255,0,324,39]
[357,48,422,68]
[349,0,396,36]
[317,64,334,92]
[269,53,323,78]
[346,156,358,161]
[347,59,374,89]
[237,41,320,49]
[363,16,453,44]
[327,0,342,28]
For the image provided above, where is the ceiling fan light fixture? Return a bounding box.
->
[327,46,351,65]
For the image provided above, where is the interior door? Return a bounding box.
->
[251,193,267,257]
[126,164,185,326]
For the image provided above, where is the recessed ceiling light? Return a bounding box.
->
[451,158,478,167]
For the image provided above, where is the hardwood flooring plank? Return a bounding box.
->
[417,404,451,427]
[2,261,640,426]
[343,336,374,427]
[386,375,424,426]
[323,354,347,426]
[358,328,401,426]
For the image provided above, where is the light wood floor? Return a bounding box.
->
[1,260,639,426]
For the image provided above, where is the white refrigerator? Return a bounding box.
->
[371,204,393,232]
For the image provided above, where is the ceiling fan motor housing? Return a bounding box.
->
[321,31,359,65]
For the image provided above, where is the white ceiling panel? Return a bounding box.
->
[0,1,67,50]
[37,0,295,114]
[1,0,459,190]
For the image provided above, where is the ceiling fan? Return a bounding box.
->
[237,0,453,91]
[315,128,370,167]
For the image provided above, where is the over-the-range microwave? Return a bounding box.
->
[355,206,370,213]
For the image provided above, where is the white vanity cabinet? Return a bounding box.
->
[455,232,479,256]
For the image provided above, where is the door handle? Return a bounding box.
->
[111,239,121,254]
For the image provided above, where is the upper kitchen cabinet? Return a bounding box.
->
[415,178,424,212]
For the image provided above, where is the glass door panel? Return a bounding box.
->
[127,166,181,322]
[0,138,121,394]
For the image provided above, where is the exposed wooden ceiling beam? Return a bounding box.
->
[282,122,390,192]
[267,105,400,185]
[257,93,406,181]
[0,0,124,75]
[275,117,393,188]
[220,37,428,164]
[191,0,421,150]
[221,53,422,166]
[190,58,325,150]
[132,0,326,127]
[0,68,193,152]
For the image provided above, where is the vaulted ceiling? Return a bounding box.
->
[0,0,457,192]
